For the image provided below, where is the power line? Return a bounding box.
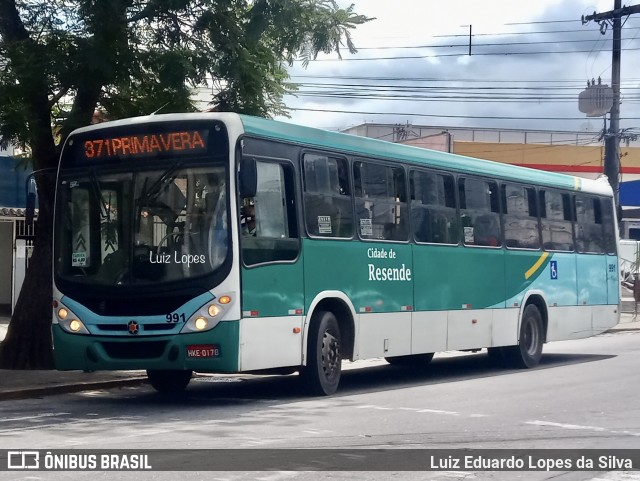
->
[289,107,640,121]
[302,46,640,62]
[431,27,640,38]
[289,74,640,84]
[355,36,640,50]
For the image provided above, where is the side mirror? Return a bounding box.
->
[239,156,257,198]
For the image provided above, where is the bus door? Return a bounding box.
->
[238,158,304,371]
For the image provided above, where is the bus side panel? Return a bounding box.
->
[411,311,447,355]
[577,254,608,306]
[412,244,505,352]
[538,252,578,307]
[526,251,580,342]
[240,257,305,370]
[594,253,621,333]
[504,250,552,308]
[303,239,414,359]
[413,245,506,311]
[606,254,620,307]
[412,244,460,310]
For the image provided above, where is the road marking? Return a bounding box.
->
[254,472,298,481]
[353,403,484,418]
[587,473,640,480]
[526,420,640,437]
[0,412,69,423]
[417,408,459,416]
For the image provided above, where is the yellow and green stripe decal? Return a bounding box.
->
[574,176,582,191]
[525,252,550,280]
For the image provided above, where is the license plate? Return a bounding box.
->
[186,344,220,358]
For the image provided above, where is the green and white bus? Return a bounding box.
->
[52,113,620,395]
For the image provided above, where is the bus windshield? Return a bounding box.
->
[55,163,229,287]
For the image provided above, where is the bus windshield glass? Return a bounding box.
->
[55,164,229,287]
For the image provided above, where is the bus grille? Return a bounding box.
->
[97,324,175,332]
[101,341,168,359]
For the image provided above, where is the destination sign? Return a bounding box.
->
[83,130,208,159]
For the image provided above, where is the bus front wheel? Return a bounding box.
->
[147,369,192,394]
[301,311,342,396]
[505,304,544,368]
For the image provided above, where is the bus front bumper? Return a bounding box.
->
[52,321,240,373]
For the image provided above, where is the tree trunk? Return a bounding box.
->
[0,170,55,369]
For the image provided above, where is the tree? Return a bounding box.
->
[0,0,372,368]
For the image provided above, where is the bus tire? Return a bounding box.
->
[147,369,192,394]
[385,353,434,367]
[505,304,544,369]
[301,311,342,396]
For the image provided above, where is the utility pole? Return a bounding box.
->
[582,2,640,208]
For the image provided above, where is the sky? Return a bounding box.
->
[274,0,640,137]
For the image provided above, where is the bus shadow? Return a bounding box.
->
[170,350,615,403]
[77,350,614,415]
[334,352,614,396]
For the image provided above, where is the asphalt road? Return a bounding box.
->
[1,329,639,481]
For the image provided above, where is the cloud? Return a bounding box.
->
[277,0,640,134]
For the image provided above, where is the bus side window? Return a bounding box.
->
[540,190,574,251]
[354,160,408,241]
[459,177,501,247]
[241,160,299,266]
[575,195,606,254]
[502,183,540,249]
[302,153,353,238]
[410,169,458,244]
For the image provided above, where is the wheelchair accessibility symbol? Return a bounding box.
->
[550,261,558,280]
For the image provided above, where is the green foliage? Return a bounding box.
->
[0,0,373,152]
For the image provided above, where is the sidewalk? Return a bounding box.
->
[0,314,147,400]
[0,312,639,401]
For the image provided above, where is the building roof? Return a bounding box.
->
[0,207,26,218]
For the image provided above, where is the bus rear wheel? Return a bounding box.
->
[505,304,544,368]
[385,353,434,368]
[147,369,192,394]
[301,311,342,396]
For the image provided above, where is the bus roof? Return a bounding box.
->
[65,112,613,197]
[239,114,612,197]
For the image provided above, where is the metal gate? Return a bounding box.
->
[12,218,35,313]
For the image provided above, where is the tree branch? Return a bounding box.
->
[127,3,156,23]
[0,0,57,167]
[48,87,70,108]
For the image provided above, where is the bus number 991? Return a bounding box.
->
[166,313,187,323]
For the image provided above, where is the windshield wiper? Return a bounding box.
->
[140,162,184,204]
[89,170,110,222]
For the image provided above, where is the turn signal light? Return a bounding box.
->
[218,296,231,305]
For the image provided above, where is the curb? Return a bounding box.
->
[0,377,148,401]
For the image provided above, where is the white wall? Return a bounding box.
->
[0,222,13,305]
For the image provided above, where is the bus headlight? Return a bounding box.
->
[194,317,208,331]
[69,319,83,332]
[59,316,90,335]
[181,293,234,334]
[54,302,90,335]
